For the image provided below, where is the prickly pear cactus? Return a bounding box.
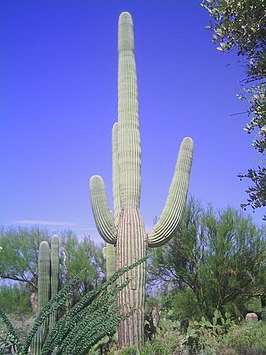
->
[90,12,194,348]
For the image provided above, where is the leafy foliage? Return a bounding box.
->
[218,320,266,354]
[60,230,105,293]
[201,0,266,219]
[0,227,50,288]
[239,166,266,217]
[0,284,31,315]
[148,198,266,319]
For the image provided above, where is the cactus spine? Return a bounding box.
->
[90,12,194,348]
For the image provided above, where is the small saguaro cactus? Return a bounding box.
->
[32,235,59,354]
[90,12,194,348]
[49,234,59,330]
[32,241,50,355]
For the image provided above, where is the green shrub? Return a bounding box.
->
[219,321,266,354]
[164,288,201,320]
[0,284,31,315]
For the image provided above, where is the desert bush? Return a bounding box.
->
[0,284,31,315]
[218,320,266,355]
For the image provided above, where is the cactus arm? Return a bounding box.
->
[147,137,194,248]
[112,122,121,226]
[90,175,116,244]
[118,12,141,209]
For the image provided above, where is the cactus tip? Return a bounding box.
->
[90,175,103,185]
[119,12,132,20]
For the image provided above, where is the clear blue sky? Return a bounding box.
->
[1,0,264,244]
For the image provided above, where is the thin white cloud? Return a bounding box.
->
[4,220,104,244]
[13,220,79,227]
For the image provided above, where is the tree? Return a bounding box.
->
[0,284,32,315]
[60,231,105,306]
[0,227,105,310]
[0,227,50,289]
[148,198,266,319]
[201,0,266,219]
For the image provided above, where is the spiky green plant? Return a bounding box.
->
[90,12,194,348]
[0,259,145,355]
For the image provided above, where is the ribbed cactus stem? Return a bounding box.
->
[148,137,194,247]
[112,122,121,225]
[116,207,146,346]
[103,243,116,280]
[118,12,141,208]
[49,234,59,330]
[32,241,51,355]
[38,241,50,311]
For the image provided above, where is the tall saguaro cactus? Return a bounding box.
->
[90,12,194,348]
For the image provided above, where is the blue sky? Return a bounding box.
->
[1,0,264,244]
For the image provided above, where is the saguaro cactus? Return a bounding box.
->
[49,234,59,330]
[90,12,194,348]
[32,241,51,355]
[32,235,59,354]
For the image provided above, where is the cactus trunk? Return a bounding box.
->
[116,207,146,347]
[90,11,194,349]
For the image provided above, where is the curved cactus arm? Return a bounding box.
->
[112,122,121,226]
[147,137,194,248]
[90,175,116,244]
